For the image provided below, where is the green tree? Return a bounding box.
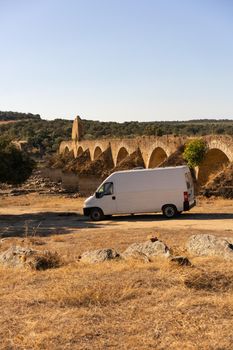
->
[0,138,35,184]
[183,139,207,168]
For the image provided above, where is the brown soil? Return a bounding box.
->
[78,147,114,177]
[159,145,186,167]
[113,148,145,171]
[63,149,91,173]
[48,150,75,169]
[102,148,145,179]
[204,163,233,189]
[52,148,114,178]
[202,162,233,198]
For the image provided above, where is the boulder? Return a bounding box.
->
[122,239,170,260]
[186,234,233,260]
[0,246,60,270]
[123,250,151,263]
[224,236,233,245]
[79,248,121,263]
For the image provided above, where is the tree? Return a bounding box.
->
[183,139,207,168]
[0,138,35,184]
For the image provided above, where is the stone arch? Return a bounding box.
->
[116,147,129,164]
[147,147,168,168]
[205,137,233,163]
[77,146,84,157]
[59,141,73,156]
[63,146,70,156]
[93,146,103,160]
[198,148,230,186]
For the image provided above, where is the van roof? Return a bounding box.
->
[111,165,189,176]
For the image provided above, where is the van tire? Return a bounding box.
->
[162,205,177,218]
[90,208,104,221]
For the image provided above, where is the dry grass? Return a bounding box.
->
[0,194,233,349]
[0,193,81,212]
[1,251,233,349]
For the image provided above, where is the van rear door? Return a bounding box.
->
[185,171,195,204]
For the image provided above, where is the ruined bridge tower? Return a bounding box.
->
[72,116,83,142]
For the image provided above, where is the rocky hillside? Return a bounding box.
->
[0,169,71,196]
[202,163,233,198]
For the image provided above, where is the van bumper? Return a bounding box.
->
[183,200,196,211]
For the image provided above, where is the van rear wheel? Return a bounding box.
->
[162,205,177,218]
[90,208,104,221]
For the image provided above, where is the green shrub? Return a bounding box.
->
[0,138,35,184]
[183,139,207,168]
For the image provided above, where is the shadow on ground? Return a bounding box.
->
[0,211,232,238]
[0,212,103,238]
[108,212,233,222]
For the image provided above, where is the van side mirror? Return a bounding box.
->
[95,192,101,199]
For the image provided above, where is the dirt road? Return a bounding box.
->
[0,194,232,238]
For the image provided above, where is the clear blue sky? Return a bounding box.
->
[1,0,233,121]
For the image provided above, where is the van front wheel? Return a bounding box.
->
[162,205,177,219]
[90,208,104,221]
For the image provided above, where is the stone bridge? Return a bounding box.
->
[59,117,233,184]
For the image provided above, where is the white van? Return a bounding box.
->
[83,165,196,221]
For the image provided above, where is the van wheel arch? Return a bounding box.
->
[162,204,178,218]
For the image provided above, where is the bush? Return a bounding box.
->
[0,138,35,184]
[28,251,61,270]
[183,139,207,168]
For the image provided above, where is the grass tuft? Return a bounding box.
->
[27,251,61,270]
[184,270,233,292]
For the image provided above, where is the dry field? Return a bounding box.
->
[0,194,233,349]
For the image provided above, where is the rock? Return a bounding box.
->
[0,246,60,270]
[186,234,233,260]
[0,169,71,197]
[79,248,121,263]
[170,256,192,266]
[122,240,170,260]
[123,250,151,263]
[224,237,233,245]
[0,246,34,267]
